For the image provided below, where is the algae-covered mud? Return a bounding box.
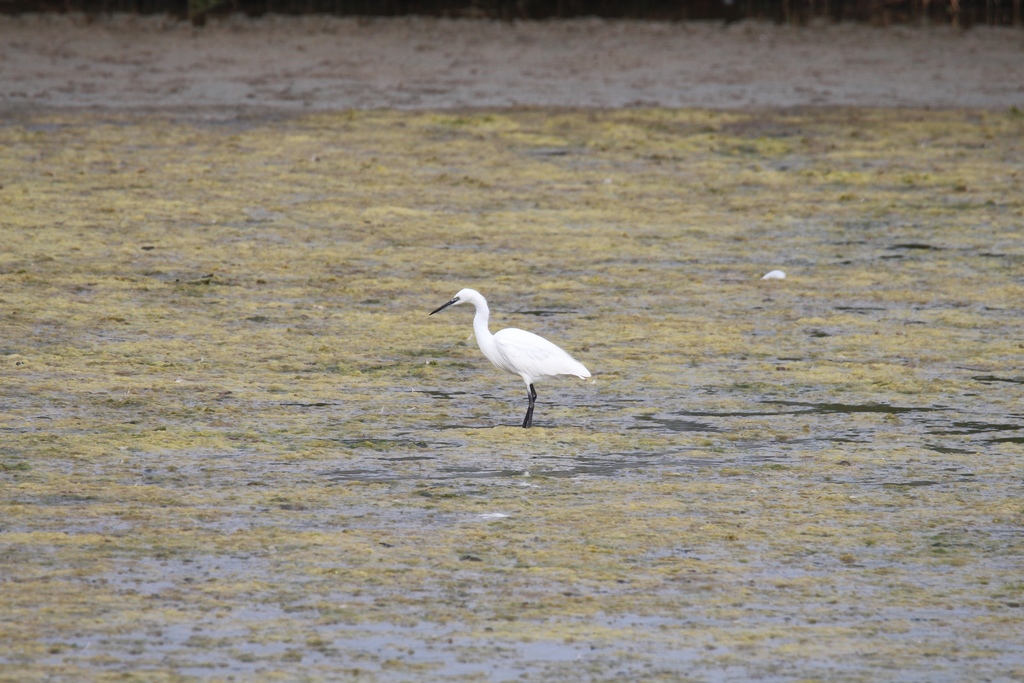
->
[1,108,1022,681]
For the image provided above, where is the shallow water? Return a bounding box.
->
[1,107,1022,682]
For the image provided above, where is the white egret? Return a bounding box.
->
[429,288,590,428]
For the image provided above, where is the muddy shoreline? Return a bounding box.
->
[2,14,1023,113]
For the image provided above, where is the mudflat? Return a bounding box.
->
[1,13,1023,683]
[1,14,1023,112]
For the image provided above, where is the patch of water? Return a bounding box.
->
[971,375,1024,385]
[629,415,721,433]
[38,560,665,683]
[930,420,1023,436]
[322,450,679,483]
[761,400,943,415]
[319,393,1021,484]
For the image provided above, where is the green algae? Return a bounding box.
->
[1,107,1023,681]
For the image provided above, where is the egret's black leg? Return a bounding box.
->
[522,384,537,428]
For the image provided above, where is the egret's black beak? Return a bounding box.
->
[429,297,459,316]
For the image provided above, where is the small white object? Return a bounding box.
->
[430,288,591,428]
[761,270,786,280]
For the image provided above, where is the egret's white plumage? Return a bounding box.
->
[430,288,590,428]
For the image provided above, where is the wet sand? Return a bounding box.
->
[1,13,1023,112]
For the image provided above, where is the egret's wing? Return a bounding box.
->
[493,328,590,381]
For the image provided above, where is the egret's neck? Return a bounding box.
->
[471,299,499,358]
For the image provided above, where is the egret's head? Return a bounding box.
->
[429,288,479,316]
